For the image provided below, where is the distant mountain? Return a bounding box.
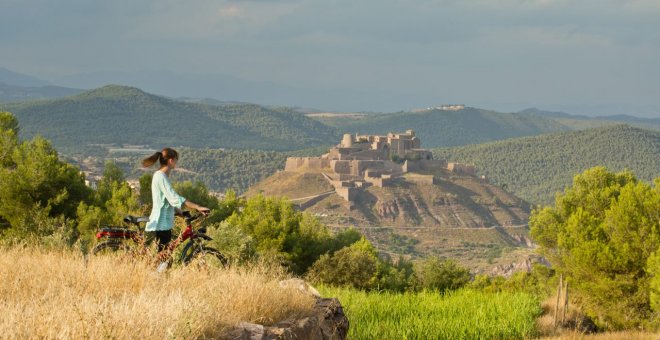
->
[314,107,570,148]
[518,108,590,119]
[0,83,83,103]
[520,107,660,131]
[1,85,338,153]
[176,97,251,107]
[0,67,51,87]
[433,125,660,205]
[53,70,422,113]
[594,114,660,126]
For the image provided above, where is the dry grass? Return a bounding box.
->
[0,247,316,339]
[537,296,659,340]
[542,331,659,339]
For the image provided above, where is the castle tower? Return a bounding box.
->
[342,133,353,147]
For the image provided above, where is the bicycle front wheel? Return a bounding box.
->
[181,243,228,269]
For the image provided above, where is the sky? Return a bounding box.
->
[1,0,659,116]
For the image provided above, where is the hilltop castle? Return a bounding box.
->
[285,130,476,204]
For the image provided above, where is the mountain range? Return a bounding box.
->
[0,67,83,102]
[1,85,337,153]
[314,108,570,148]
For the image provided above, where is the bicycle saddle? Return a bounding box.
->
[123,215,149,225]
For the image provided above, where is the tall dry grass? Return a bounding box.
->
[537,296,659,339]
[0,247,316,339]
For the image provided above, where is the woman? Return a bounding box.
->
[142,147,209,251]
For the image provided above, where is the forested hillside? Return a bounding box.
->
[314,107,569,148]
[433,125,660,204]
[1,85,338,152]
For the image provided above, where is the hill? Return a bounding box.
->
[1,85,338,152]
[311,107,569,148]
[0,67,51,87]
[246,166,534,270]
[433,125,660,205]
[520,108,660,131]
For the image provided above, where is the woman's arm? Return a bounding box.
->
[184,200,210,215]
[157,173,209,215]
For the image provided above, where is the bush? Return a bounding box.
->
[223,194,360,274]
[411,257,471,293]
[306,238,379,290]
[469,264,555,296]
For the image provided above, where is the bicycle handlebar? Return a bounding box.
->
[179,210,209,224]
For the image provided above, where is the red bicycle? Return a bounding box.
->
[93,211,227,269]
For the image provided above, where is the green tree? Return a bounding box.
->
[104,182,140,225]
[75,202,105,240]
[0,112,19,167]
[138,173,153,205]
[648,251,660,314]
[174,180,220,211]
[411,257,471,292]
[530,167,660,329]
[0,136,92,231]
[97,160,126,204]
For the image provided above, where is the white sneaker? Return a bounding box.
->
[156,261,168,273]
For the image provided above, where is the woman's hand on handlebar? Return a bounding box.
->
[197,207,210,216]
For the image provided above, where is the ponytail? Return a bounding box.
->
[142,148,178,168]
[142,151,162,168]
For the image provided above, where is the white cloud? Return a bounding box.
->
[483,25,613,47]
[218,5,243,18]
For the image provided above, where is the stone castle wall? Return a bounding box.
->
[285,157,331,172]
[406,174,435,185]
[448,162,477,176]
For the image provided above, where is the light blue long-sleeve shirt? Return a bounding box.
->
[145,170,186,231]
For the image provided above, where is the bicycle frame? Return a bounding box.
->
[154,213,209,263]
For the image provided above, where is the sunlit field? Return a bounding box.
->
[320,286,542,339]
[0,247,315,339]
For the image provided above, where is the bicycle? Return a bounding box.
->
[93,211,227,269]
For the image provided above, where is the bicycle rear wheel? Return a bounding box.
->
[92,240,131,256]
[181,243,228,269]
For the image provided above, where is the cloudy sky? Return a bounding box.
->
[1,0,659,116]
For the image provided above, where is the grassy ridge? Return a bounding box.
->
[320,287,541,339]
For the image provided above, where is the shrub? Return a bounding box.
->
[411,257,471,292]
[306,238,379,290]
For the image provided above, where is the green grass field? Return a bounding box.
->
[320,287,542,340]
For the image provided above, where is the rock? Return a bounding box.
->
[279,278,321,298]
[489,255,551,278]
[225,298,349,340]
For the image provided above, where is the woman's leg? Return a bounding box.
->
[155,230,172,252]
